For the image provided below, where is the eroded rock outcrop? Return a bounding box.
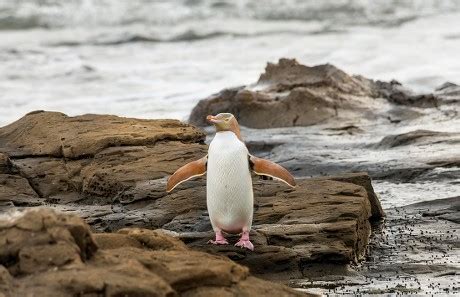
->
[0,111,206,200]
[189,59,444,128]
[0,110,204,158]
[0,209,306,296]
[0,111,382,281]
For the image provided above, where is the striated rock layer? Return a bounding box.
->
[0,111,383,281]
[0,208,306,296]
[189,58,442,128]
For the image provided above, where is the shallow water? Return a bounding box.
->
[234,105,460,209]
[1,0,460,126]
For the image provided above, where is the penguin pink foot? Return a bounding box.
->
[208,230,228,245]
[235,231,254,251]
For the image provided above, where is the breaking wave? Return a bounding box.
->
[1,0,460,30]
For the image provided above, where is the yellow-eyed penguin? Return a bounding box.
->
[166,113,295,250]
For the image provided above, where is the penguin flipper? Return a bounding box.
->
[249,155,296,188]
[166,155,207,192]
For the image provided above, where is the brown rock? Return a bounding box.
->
[12,157,86,198]
[0,208,97,276]
[257,59,373,95]
[189,58,436,128]
[0,112,381,284]
[0,112,207,204]
[116,228,188,251]
[0,154,10,174]
[80,141,207,202]
[180,178,373,279]
[0,111,205,158]
[312,172,385,220]
[0,174,42,207]
[93,233,145,250]
[0,266,12,295]
[18,241,83,274]
[0,209,307,297]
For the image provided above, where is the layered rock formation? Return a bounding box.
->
[0,111,383,282]
[375,129,460,148]
[0,208,306,296]
[185,58,459,294]
[189,58,445,128]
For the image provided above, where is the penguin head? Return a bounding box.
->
[206,113,242,140]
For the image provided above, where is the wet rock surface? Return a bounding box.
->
[375,129,460,148]
[0,209,306,297]
[291,197,460,295]
[0,111,381,288]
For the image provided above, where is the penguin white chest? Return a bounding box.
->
[207,131,254,233]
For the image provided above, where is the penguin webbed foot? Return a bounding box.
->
[208,238,229,245]
[208,230,229,245]
[235,239,254,251]
[235,230,254,251]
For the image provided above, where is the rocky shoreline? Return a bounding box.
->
[0,208,307,296]
[0,111,381,283]
[1,59,459,295]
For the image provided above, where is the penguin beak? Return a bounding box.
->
[207,115,222,124]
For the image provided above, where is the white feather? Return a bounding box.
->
[207,131,253,233]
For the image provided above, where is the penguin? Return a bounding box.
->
[166,113,295,250]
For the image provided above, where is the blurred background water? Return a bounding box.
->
[1,0,460,126]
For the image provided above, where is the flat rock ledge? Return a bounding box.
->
[0,208,307,297]
[0,111,383,283]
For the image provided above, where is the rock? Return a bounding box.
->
[179,178,374,279]
[0,154,11,174]
[0,208,308,297]
[0,265,12,296]
[0,112,381,282]
[312,172,384,220]
[323,125,364,135]
[190,59,376,128]
[189,59,439,128]
[374,79,439,107]
[434,82,460,104]
[0,208,97,276]
[12,157,86,198]
[375,130,460,148]
[0,111,205,158]
[80,141,207,203]
[0,112,207,205]
[0,174,43,207]
[289,196,460,295]
[116,228,188,251]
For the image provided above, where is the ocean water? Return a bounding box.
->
[1,0,460,126]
